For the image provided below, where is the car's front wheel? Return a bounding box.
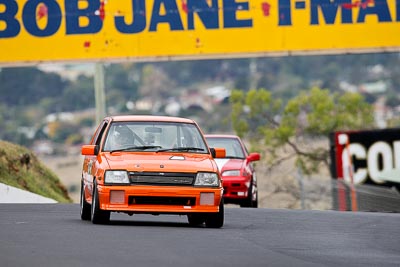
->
[91,181,110,224]
[240,182,258,208]
[204,199,224,228]
[187,214,206,226]
[80,181,91,221]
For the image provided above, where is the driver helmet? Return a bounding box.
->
[114,125,134,147]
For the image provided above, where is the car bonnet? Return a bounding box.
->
[213,158,245,173]
[103,152,219,173]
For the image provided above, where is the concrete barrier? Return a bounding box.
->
[0,183,57,203]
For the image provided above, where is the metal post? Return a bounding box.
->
[249,58,257,90]
[94,62,106,125]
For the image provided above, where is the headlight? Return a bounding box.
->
[105,170,129,184]
[194,172,219,187]
[222,170,241,177]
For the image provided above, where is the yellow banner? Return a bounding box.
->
[0,0,399,65]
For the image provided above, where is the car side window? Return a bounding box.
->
[91,121,108,147]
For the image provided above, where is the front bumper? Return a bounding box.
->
[222,177,251,200]
[97,184,223,214]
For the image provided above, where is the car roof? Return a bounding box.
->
[204,134,240,139]
[106,115,196,124]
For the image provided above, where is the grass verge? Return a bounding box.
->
[0,140,72,203]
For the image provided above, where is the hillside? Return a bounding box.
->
[0,140,72,203]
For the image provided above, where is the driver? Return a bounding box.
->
[112,125,135,149]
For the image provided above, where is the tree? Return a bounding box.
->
[60,75,94,111]
[105,63,139,108]
[230,87,374,174]
[0,67,67,106]
[139,65,176,109]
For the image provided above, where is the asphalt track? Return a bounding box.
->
[1,204,400,267]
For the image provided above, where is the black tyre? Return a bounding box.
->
[91,181,110,224]
[394,184,400,194]
[187,214,206,226]
[205,199,224,228]
[80,181,91,221]
[252,189,258,208]
[240,183,258,208]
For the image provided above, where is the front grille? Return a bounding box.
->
[129,196,196,206]
[129,172,195,186]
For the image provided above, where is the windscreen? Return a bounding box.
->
[103,121,208,153]
[206,137,245,159]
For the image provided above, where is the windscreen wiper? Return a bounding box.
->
[156,147,205,153]
[110,145,162,153]
[224,156,245,159]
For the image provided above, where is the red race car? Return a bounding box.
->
[205,134,261,208]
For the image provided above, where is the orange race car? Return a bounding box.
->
[80,115,226,228]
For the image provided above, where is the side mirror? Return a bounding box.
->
[210,147,226,158]
[81,145,99,156]
[247,152,260,162]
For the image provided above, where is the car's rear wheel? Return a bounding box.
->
[80,181,91,221]
[205,199,224,228]
[91,181,110,224]
[187,214,206,226]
